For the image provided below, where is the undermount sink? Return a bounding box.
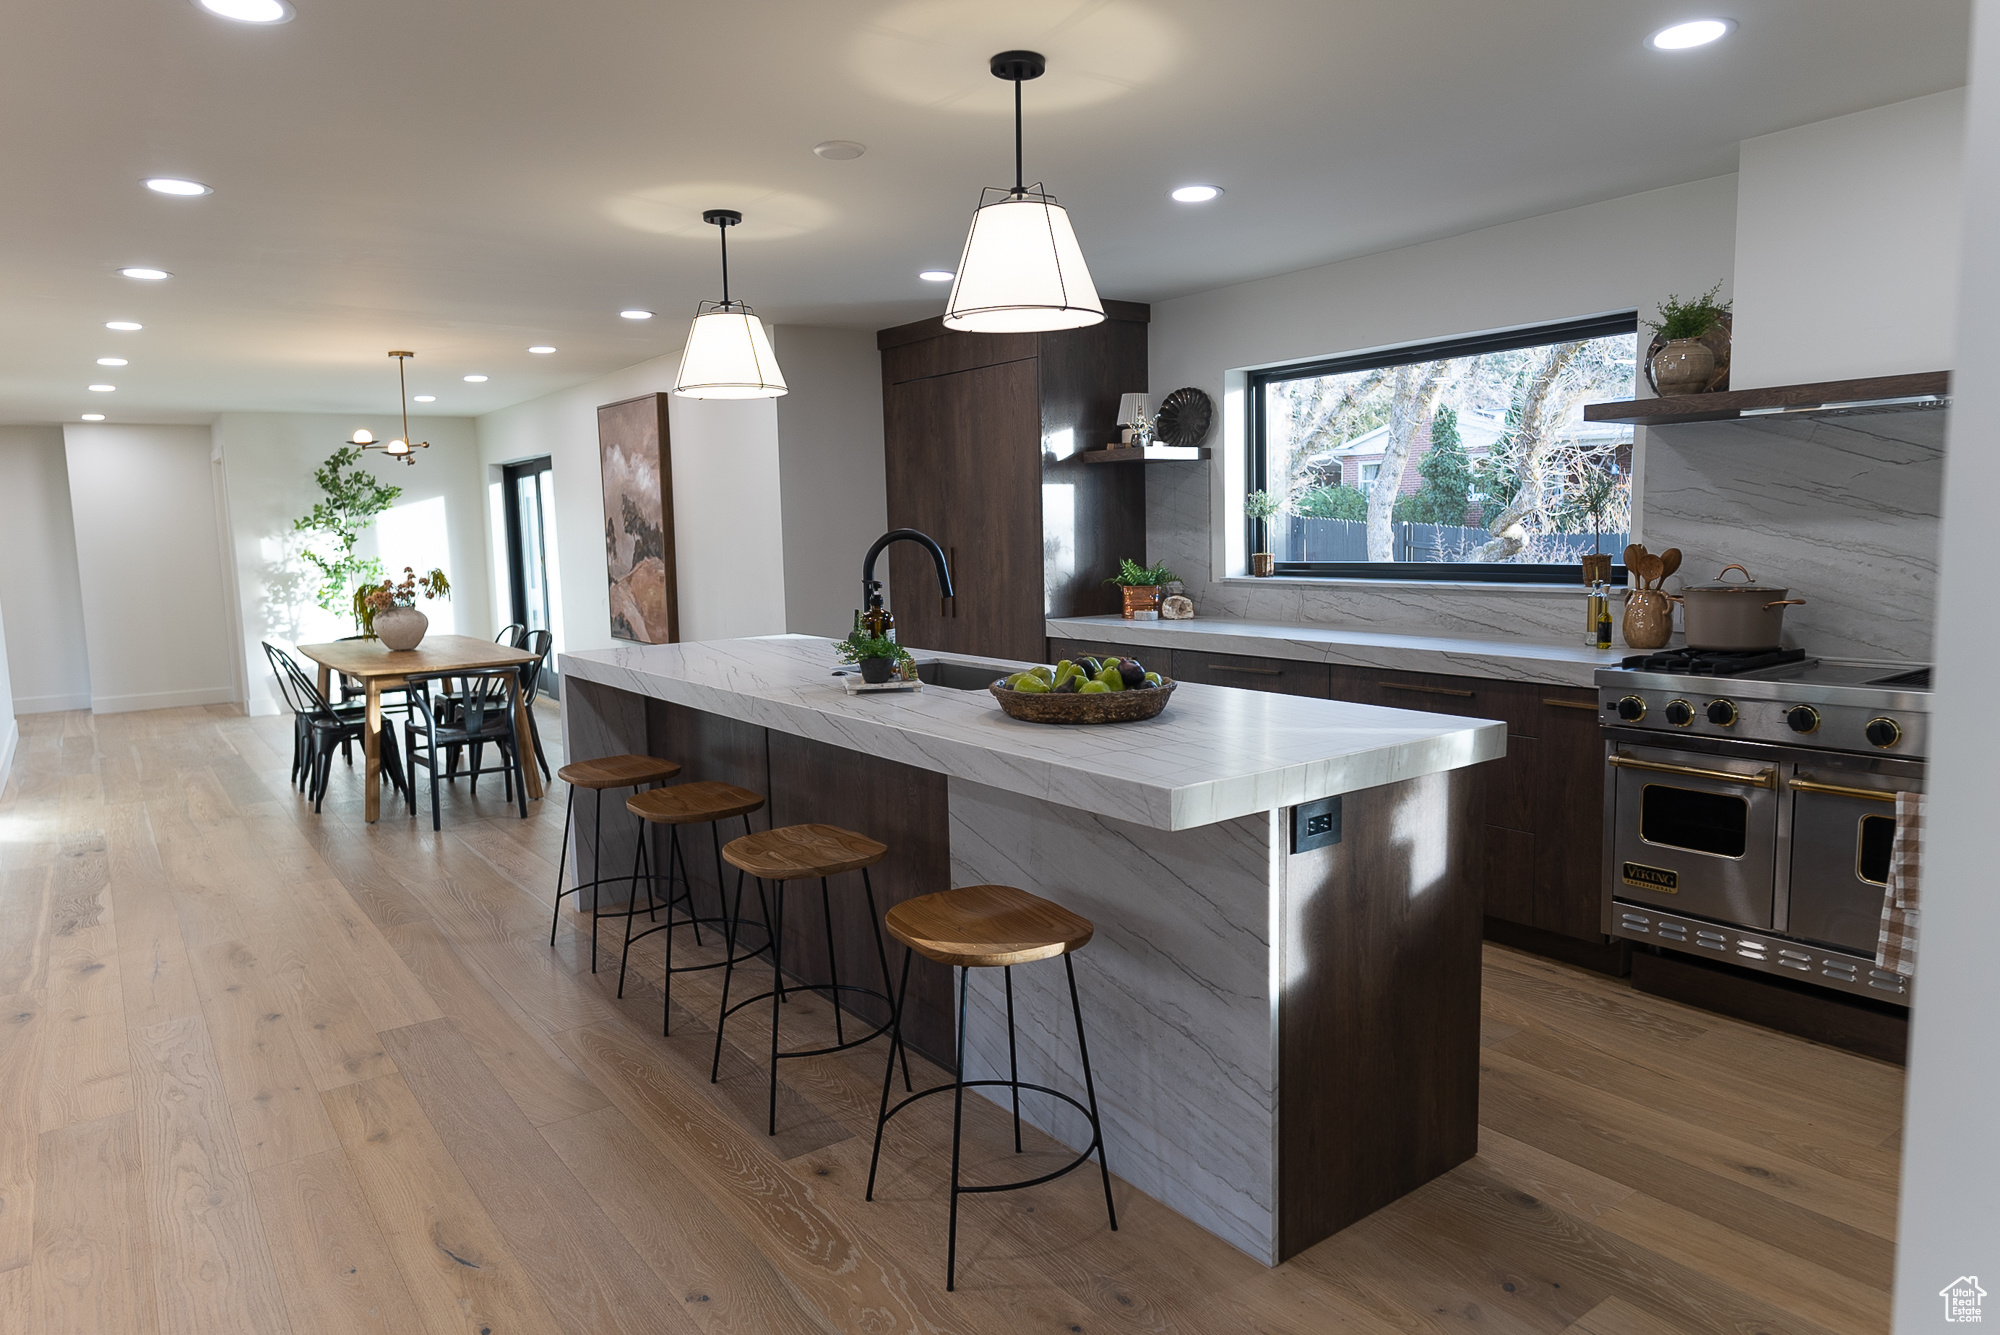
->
[913,660,1014,691]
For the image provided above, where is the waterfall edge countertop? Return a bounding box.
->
[559,635,1505,831]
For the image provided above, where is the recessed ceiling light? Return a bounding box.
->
[919,269,956,283]
[97,357,128,366]
[1646,18,1734,49]
[144,177,212,196]
[463,374,488,383]
[813,140,867,161]
[105,321,143,331]
[528,345,557,354]
[80,413,105,421]
[194,0,294,23]
[1171,184,1222,203]
[119,267,171,281]
[89,384,116,392]
[620,309,654,320]
[412,394,436,403]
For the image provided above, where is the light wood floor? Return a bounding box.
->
[0,703,1902,1335]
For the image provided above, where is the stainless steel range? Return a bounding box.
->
[1596,649,1929,1004]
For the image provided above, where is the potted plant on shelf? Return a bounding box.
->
[1106,557,1177,619]
[361,566,451,651]
[836,625,914,684]
[1643,283,1732,396]
[1244,490,1281,577]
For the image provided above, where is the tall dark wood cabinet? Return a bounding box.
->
[878,302,1150,662]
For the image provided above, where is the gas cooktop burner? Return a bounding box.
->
[1619,647,1809,677]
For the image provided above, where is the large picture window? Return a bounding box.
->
[1250,314,1638,582]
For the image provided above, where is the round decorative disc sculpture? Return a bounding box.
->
[1152,387,1214,449]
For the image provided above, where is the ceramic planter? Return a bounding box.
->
[374,606,428,651]
[1621,589,1674,650]
[1651,339,1717,396]
[858,656,896,684]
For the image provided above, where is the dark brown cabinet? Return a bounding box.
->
[880,306,1149,663]
[1171,649,1332,698]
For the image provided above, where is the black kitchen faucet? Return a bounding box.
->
[861,528,954,624]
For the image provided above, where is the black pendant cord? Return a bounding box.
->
[717,220,731,307]
[397,354,410,447]
[1013,76,1024,196]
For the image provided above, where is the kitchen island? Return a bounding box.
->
[558,635,1504,1264]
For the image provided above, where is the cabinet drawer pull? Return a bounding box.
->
[1789,777,1898,803]
[1541,698,1599,711]
[1209,664,1284,677]
[1381,682,1474,698]
[1607,754,1776,788]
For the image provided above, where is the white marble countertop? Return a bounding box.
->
[559,635,1505,832]
[1047,614,1631,687]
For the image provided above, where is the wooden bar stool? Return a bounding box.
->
[551,754,681,971]
[865,884,1116,1291]
[621,781,773,1036]
[713,823,907,1136]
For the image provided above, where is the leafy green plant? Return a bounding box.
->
[293,446,402,618]
[1106,557,1177,587]
[354,566,450,636]
[1243,489,1281,522]
[835,630,911,665]
[1644,282,1731,342]
[1295,484,1368,522]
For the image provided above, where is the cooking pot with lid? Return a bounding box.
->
[1673,565,1805,651]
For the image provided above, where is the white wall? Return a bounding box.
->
[213,412,491,715]
[1893,9,1998,1328]
[772,326,888,638]
[62,424,237,713]
[1145,173,1740,637]
[0,426,92,713]
[0,596,16,788]
[476,346,788,655]
[1733,89,1966,390]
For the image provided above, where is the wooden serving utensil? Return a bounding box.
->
[1624,543,1646,573]
[1658,548,1682,585]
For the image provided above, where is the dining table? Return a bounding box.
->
[295,634,545,822]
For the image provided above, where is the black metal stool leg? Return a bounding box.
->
[860,868,911,1092]
[549,784,575,948]
[946,964,970,1291]
[867,946,915,1200]
[1065,953,1118,1232]
[662,825,683,1035]
[819,877,845,1047]
[767,881,787,1136]
[1005,965,1022,1153]
[617,833,651,998]
[590,788,605,970]
[673,826,705,948]
[709,862,751,1083]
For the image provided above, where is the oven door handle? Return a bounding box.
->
[1606,754,1777,788]
[1788,777,1898,803]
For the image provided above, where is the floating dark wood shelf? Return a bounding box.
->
[1077,445,1210,463]
[1582,370,1951,426]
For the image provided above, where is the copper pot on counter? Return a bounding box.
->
[1674,565,1805,651]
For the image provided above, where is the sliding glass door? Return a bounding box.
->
[503,457,558,696]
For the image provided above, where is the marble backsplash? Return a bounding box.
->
[1641,406,1943,663]
[1145,404,1944,664]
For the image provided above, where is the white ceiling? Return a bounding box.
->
[0,0,1968,425]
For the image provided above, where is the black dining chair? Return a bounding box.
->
[262,641,319,791]
[402,668,529,829]
[273,648,407,812]
[516,628,554,783]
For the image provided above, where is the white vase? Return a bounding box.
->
[374,606,428,651]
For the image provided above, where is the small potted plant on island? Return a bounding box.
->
[360,566,451,650]
[1244,490,1281,577]
[1106,557,1177,619]
[1644,283,1732,396]
[836,621,915,684]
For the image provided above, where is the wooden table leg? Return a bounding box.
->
[364,680,382,823]
[316,662,333,703]
[511,674,545,802]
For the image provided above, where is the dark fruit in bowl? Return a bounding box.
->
[1054,676,1079,693]
[1117,659,1146,689]
[1078,657,1102,677]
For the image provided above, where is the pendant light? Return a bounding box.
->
[346,351,429,465]
[943,51,1104,334]
[673,209,787,399]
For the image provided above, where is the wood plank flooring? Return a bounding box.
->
[0,703,1902,1334]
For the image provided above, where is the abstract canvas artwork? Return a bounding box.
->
[597,393,679,643]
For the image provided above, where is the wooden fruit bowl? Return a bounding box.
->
[988,678,1177,725]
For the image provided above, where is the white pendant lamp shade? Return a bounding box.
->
[674,303,787,399]
[673,207,787,399]
[943,191,1104,333]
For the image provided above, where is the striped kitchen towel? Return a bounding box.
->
[1875,790,1925,977]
